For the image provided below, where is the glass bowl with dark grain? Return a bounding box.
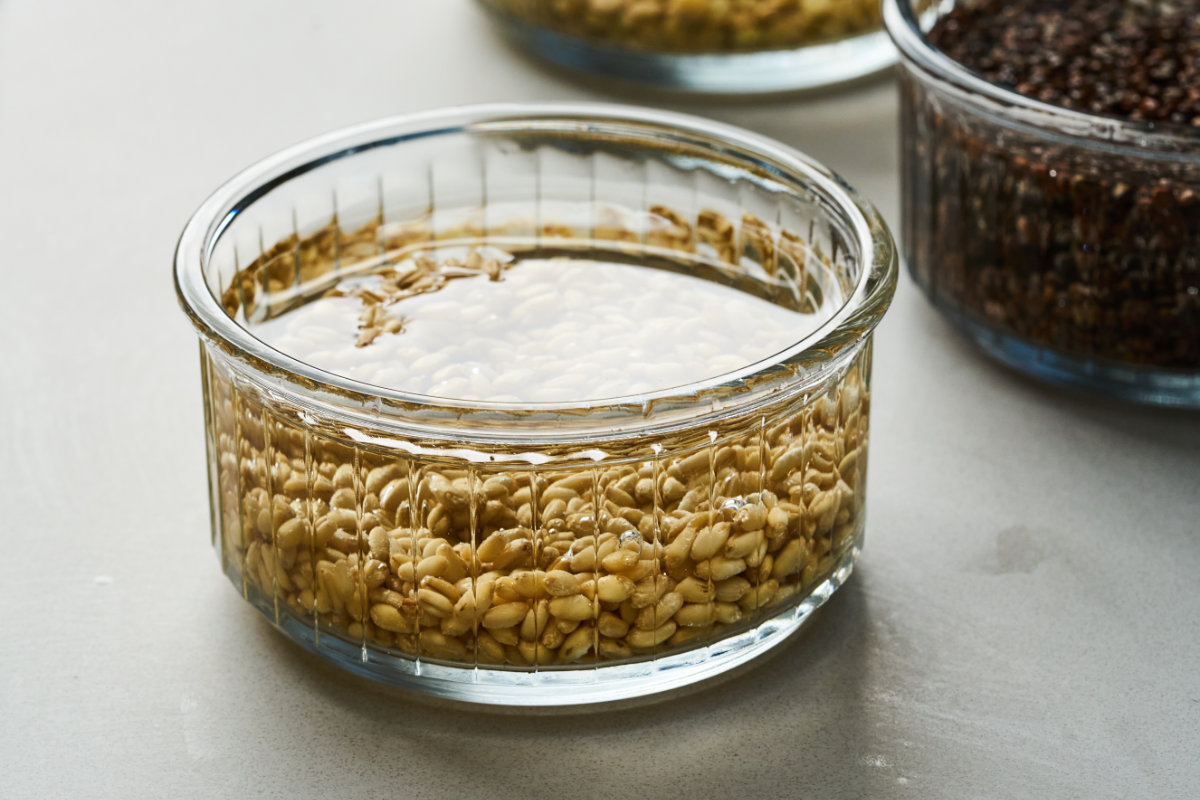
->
[886,0,1200,406]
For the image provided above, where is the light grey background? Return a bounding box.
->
[1,1,1197,797]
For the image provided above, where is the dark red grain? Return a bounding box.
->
[902,0,1200,369]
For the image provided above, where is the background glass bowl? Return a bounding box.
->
[886,0,1200,407]
[174,103,897,705]
[477,0,896,94]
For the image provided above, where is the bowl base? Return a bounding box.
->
[242,545,860,707]
[485,9,897,94]
[937,305,1200,408]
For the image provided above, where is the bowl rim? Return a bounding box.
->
[174,102,897,441]
[883,0,1200,156]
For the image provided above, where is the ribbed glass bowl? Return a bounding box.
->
[174,104,897,705]
[477,0,896,93]
[887,0,1200,406]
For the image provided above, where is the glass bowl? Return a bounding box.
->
[174,103,897,705]
[477,0,896,93]
[886,0,1200,407]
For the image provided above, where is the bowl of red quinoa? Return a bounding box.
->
[885,0,1200,406]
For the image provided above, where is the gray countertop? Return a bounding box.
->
[2,1,1197,797]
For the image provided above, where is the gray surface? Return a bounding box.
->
[1,1,1197,797]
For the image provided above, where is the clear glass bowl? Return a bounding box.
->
[477,0,896,93]
[886,0,1200,407]
[174,104,897,705]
